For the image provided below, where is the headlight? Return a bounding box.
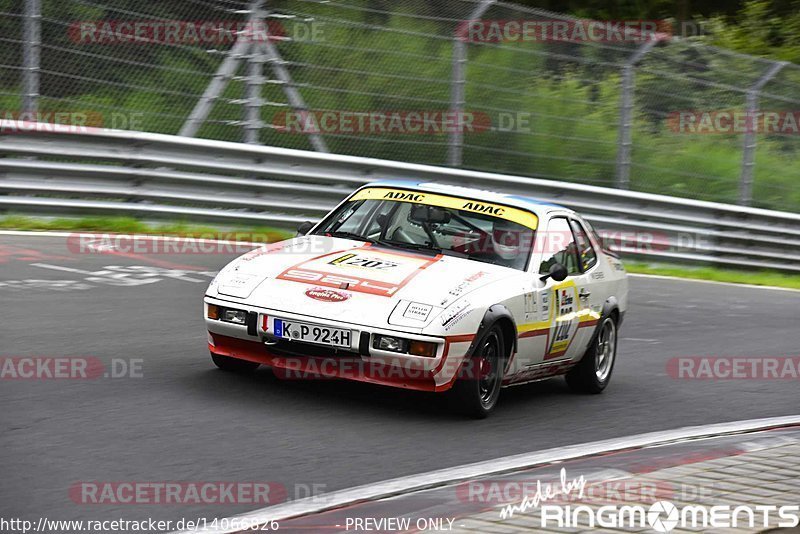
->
[372,335,438,358]
[221,309,248,325]
[207,304,248,325]
[373,335,408,353]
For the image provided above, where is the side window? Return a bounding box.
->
[539,217,580,276]
[570,219,597,271]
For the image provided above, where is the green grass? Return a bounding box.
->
[0,215,292,242]
[626,262,800,290]
[3,215,798,290]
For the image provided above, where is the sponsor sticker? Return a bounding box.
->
[349,188,538,230]
[304,287,351,303]
[441,300,472,331]
[328,252,399,271]
[279,247,438,297]
[403,302,433,321]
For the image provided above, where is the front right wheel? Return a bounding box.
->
[565,314,618,393]
[450,325,506,419]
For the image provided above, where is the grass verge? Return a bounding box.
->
[2,216,798,290]
[626,262,800,290]
[0,215,292,242]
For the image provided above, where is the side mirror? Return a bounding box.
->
[540,262,568,283]
[296,221,314,236]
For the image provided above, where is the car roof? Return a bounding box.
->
[363,179,572,217]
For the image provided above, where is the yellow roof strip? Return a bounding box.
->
[350,187,538,230]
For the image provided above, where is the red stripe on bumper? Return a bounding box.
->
[209,333,451,392]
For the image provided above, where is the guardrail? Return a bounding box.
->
[1,124,799,272]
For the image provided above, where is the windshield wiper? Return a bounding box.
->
[373,239,468,258]
[325,231,374,243]
[324,232,467,258]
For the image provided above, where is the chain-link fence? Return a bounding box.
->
[5,0,800,213]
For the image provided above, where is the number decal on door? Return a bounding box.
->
[547,285,579,358]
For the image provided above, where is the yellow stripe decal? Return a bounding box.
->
[350,187,538,230]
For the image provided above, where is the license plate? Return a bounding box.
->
[274,319,352,349]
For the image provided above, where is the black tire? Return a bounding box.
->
[211,352,260,373]
[565,314,618,394]
[450,325,506,419]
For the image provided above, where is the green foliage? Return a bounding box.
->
[626,262,800,290]
[702,1,800,64]
[4,0,799,212]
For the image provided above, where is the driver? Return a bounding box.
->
[491,219,527,268]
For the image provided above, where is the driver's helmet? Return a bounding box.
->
[491,219,523,260]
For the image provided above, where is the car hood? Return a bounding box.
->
[209,235,517,329]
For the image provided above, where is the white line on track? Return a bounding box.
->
[175,415,800,534]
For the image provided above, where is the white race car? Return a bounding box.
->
[204,181,628,417]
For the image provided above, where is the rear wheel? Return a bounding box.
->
[565,314,617,393]
[450,326,506,418]
[211,353,260,373]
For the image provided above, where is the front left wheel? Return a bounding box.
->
[450,326,506,419]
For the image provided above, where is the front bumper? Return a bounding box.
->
[204,297,475,392]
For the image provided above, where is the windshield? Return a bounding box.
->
[313,187,538,271]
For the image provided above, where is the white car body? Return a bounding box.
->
[204,181,628,400]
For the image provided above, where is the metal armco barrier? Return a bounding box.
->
[1,124,799,273]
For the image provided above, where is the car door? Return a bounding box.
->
[508,215,597,383]
[540,216,594,362]
[566,217,606,356]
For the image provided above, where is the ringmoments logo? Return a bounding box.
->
[536,501,800,531]
[495,468,800,532]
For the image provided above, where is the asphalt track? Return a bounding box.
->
[1,233,799,527]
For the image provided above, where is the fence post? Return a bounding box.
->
[448,0,494,167]
[244,5,265,145]
[244,51,263,144]
[180,0,263,138]
[614,40,657,190]
[261,39,328,152]
[739,61,786,206]
[22,0,41,114]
